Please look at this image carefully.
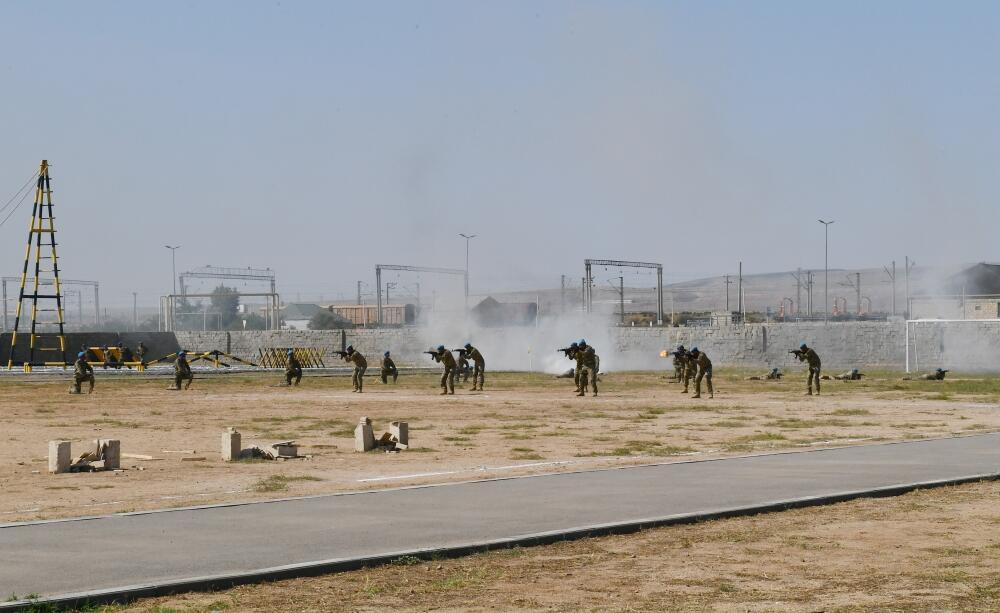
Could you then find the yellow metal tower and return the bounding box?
[6,160,67,371]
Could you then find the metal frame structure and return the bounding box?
[160,292,280,331]
[584,259,663,325]
[168,266,280,331]
[2,277,98,331]
[179,265,276,296]
[6,161,68,369]
[375,264,467,325]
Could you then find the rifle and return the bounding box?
[453,348,469,356]
[557,347,577,358]
[333,350,349,359]
[789,349,805,359]
[424,350,441,362]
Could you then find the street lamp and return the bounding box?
[164,245,181,331]
[817,220,834,322]
[164,245,181,295]
[459,233,477,309]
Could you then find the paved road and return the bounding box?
[3,434,999,603]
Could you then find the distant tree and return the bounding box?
[308,309,350,330]
[210,286,240,327]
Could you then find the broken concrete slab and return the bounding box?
[96,439,121,470]
[48,441,71,474]
[390,421,409,446]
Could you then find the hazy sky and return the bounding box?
[1,1,998,310]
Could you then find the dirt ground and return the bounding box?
[3,369,1000,523]
[69,479,998,612]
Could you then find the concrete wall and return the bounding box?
[175,320,1000,372]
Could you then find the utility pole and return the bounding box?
[618,276,624,324]
[884,261,896,316]
[357,281,362,305]
[818,220,835,322]
[737,262,743,322]
[385,282,396,305]
[855,272,861,315]
[724,275,734,312]
[581,277,586,311]
[164,245,180,332]
[132,292,137,331]
[905,256,915,318]
[459,233,477,310]
[795,267,802,316]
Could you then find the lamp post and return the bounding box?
[818,220,834,322]
[164,245,181,331]
[459,233,476,309]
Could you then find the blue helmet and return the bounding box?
[800,343,808,351]
[690,347,699,353]
[677,345,685,351]
[464,342,472,350]
[346,345,354,353]
[437,345,445,352]
[384,351,390,357]
[178,350,187,357]
[570,341,578,348]
[287,349,294,356]
[77,351,86,359]
[579,338,587,346]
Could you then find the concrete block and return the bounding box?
[355,417,375,452]
[96,439,121,470]
[390,421,409,446]
[270,442,299,458]
[48,440,71,474]
[222,427,241,462]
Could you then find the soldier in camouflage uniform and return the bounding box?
[433,345,457,395]
[833,369,864,381]
[576,339,598,397]
[457,350,471,383]
[689,347,713,399]
[135,341,148,365]
[463,342,486,391]
[682,349,699,393]
[285,349,302,386]
[343,345,367,393]
[671,345,686,383]
[380,351,398,384]
[70,351,95,394]
[795,343,822,395]
[171,350,193,390]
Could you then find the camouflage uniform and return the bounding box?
[682,353,698,393]
[672,354,684,382]
[119,344,135,369]
[135,342,147,364]
[577,344,598,396]
[834,369,863,381]
[437,348,457,394]
[344,350,368,392]
[380,355,398,384]
[285,353,303,386]
[466,345,486,391]
[457,353,471,383]
[798,347,822,395]
[173,354,193,390]
[72,357,95,394]
[691,351,713,399]
[919,369,947,381]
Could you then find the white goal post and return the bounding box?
[905,318,1000,373]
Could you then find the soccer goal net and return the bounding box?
[905,318,1000,373]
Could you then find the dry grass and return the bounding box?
[2,369,1000,523]
[98,480,1000,612]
